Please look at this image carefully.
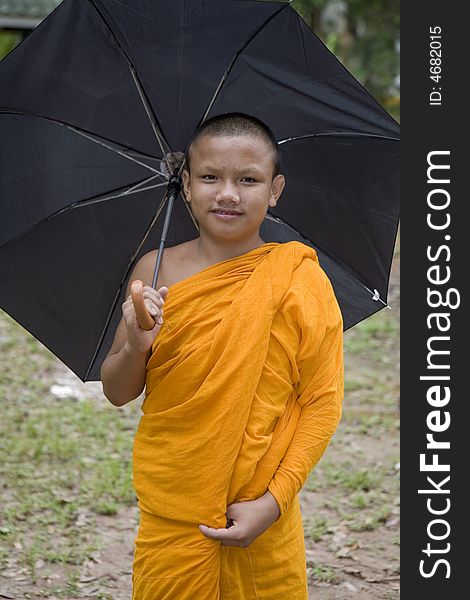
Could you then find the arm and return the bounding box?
[100,251,166,407]
[100,335,150,407]
[267,269,344,517]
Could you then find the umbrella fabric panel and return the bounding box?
[92,0,288,152]
[0,114,159,248]
[275,135,399,299]
[0,187,165,381]
[87,195,200,381]
[209,5,399,141]
[259,219,386,330]
[0,0,161,156]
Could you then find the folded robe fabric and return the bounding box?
[132,240,344,598]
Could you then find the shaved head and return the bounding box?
[185,113,280,178]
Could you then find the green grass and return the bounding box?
[307,461,385,493]
[0,311,139,580]
[344,376,367,392]
[344,312,399,355]
[340,412,399,436]
[303,515,330,542]
[309,565,337,583]
[348,506,392,532]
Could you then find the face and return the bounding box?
[182,134,285,242]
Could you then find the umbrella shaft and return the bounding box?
[152,172,181,289]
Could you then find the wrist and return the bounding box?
[123,340,149,360]
[261,490,281,521]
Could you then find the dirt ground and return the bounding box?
[0,255,399,599]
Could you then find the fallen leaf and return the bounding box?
[343,567,364,579]
[385,517,400,528]
[79,576,99,584]
[366,575,400,583]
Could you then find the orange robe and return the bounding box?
[131,241,344,599]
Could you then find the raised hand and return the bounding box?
[122,281,169,354]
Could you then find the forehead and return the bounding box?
[189,134,274,170]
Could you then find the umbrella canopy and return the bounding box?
[0,0,399,381]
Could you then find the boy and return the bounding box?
[101,113,343,599]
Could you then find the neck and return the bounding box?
[196,233,266,265]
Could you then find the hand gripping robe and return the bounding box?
[131,241,344,599]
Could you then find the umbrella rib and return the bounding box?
[278,132,400,144]
[84,191,170,380]
[265,211,393,306]
[123,175,165,195]
[0,109,166,177]
[73,180,168,210]
[0,177,165,252]
[129,67,172,170]
[64,124,167,178]
[196,1,291,128]
[87,0,172,171]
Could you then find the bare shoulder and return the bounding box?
[130,239,199,290]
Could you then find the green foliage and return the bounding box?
[292,0,400,103]
[0,31,21,59]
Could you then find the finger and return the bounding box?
[142,285,166,300]
[144,301,164,325]
[144,299,158,314]
[198,524,241,544]
[144,298,163,320]
[158,286,169,301]
[143,289,165,307]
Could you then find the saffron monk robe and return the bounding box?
[100,113,344,600]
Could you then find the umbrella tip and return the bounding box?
[367,287,391,309]
[369,288,392,310]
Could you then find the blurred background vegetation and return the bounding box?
[0,0,399,118]
[294,0,400,112]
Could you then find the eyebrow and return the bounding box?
[195,164,265,174]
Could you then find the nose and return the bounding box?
[216,180,240,204]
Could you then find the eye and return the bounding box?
[202,174,217,180]
[241,177,256,183]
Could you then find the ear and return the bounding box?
[182,169,191,201]
[269,174,285,208]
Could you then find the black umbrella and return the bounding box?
[0,0,399,381]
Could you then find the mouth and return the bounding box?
[210,209,243,220]
[210,209,242,215]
